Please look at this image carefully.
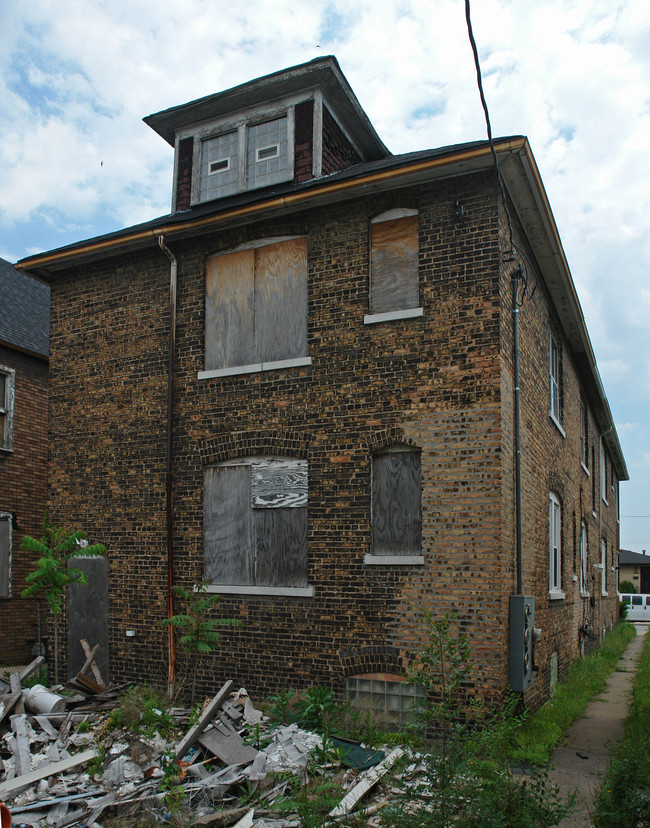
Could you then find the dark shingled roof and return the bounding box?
[0,258,50,357]
[619,549,650,565]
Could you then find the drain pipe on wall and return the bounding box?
[513,269,523,595]
[158,235,177,696]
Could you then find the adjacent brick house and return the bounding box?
[0,258,49,664]
[17,57,626,710]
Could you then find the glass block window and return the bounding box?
[346,674,425,727]
[200,131,239,201]
[247,117,289,189]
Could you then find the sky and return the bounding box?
[1,0,649,552]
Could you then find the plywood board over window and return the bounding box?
[372,447,421,556]
[0,513,11,598]
[370,210,419,315]
[205,237,308,373]
[204,457,308,590]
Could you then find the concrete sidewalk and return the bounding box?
[547,623,647,827]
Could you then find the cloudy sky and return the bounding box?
[1,0,649,552]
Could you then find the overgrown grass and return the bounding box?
[515,622,636,766]
[591,628,650,827]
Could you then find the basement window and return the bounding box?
[347,674,425,727]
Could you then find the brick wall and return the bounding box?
[47,167,620,708]
[321,106,362,175]
[0,345,48,664]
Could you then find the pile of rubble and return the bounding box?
[0,655,411,827]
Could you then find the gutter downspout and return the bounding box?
[513,270,523,595]
[158,235,177,696]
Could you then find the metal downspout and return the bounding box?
[158,235,177,695]
[513,270,523,595]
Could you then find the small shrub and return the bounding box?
[619,580,636,594]
[293,685,337,731]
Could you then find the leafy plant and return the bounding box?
[162,582,241,703]
[160,750,185,814]
[267,687,297,724]
[619,580,636,594]
[294,685,337,731]
[118,685,176,737]
[21,513,106,683]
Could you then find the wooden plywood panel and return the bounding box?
[0,517,9,597]
[205,249,255,370]
[372,451,421,555]
[370,216,419,314]
[250,458,307,508]
[254,507,308,587]
[204,466,253,585]
[255,238,307,363]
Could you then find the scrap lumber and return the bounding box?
[9,714,32,776]
[9,673,25,714]
[0,693,21,726]
[328,747,404,817]
[79,639,106,690]
[18,656,45,682]
[0,748,98,798]
[173,680,233,762]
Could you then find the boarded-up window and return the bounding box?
[205,238,308,372]
[204,457,308,587]
[0,514,11,598]
[370,210,419,315]
[0,367,15,452]
[372,447,421,556]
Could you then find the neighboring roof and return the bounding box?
[14,134,628,480]
[144,55,390,161]
[619,549,650,565]
[0,258,50,358]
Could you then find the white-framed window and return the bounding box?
[198,114,292,203]
[549,334,562,430]
[0,512,11,598]
[549,492,563,597]
[601,539,607,596]
[203,456,312,596]
[0,366,16,453]
[600,442,608,505]
[580,399,589,471]
[364,209,422,325]
[367,446,422,565]
[579,521,588,596]
[201,236,309,379]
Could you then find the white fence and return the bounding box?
[619,593,650,622]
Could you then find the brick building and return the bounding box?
[17,57,626,710]
[0,258,49,664]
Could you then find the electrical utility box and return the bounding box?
[509,595,536,692]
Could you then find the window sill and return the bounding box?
[364,307,423,325]
[364,554,425,566]
[549,413,566,438]
[198,356,312,380]
[580,462,590,476]
[549,590,565,601]
[203,583,314,597]
[580,590,590,599]
[0,447,14,455]
[601,591,609,598]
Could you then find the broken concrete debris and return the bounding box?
[1,660,409,826]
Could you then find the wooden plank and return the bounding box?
[372,450,421,555]
[370,215,419,314]
[10,672,25,714]
[173,681,233,762]
[79,640,106,688]
[18,656,45,682]
[0,748,99,798]
[250,458,307,508]
[255,237,307,363]
[0,693,21,726]
[9,714,31,776]
[198,725,258,766]
[0,518,10,596]
[204,466,252,585]
[328,747,403,817]
[205,249,255,371]
[254,507,307,588]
